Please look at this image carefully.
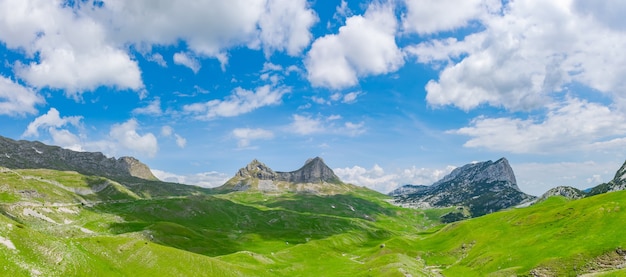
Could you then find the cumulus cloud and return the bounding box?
[108,119,158,157]
[289,114,325,135]
[0,0,318,97]
[23,108,83,138]
[173,52,201,73]
[183,85,289,120]
[161,125,186,149]
[451,98,626,153]
[402,0,501,34]
[232,128,274,148]
[0,75,44,117]
[174,134,187,148]
[288,114,365,136]
[259,0,318,56]
[334,164,455,193]
[151,169,230,188]
[88,0,316,58]
[514,160,619,196]
[306,2,404,89]
[132,98,163,116]
[146,53,167,67]
[408,0,626,111]
[0,0,143,96]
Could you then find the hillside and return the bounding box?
[2,163,626,276]
[391,158,535,216]
[0,166,451,276]
[0,135,157,181]
[216,157,354,194]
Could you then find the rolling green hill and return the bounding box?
[1,166,626,276]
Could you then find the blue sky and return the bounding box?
[1,0,626,195]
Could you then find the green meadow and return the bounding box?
[1,167,625,276]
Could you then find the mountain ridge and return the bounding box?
[390,158,535,216]
[216,157,350,194]
[0,135,157,181]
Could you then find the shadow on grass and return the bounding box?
[88,195,373,256]
[264,194,395,220]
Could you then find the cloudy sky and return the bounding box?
[1,0,625,195]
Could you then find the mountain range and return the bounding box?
[2,135,626,276]
[0,136,156,181]
[389,158,535,216]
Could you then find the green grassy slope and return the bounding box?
[3,166,626,276]
[410,191,626,276]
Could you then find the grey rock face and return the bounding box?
[234,157,340,184]
[588,160,626,195]
[538,186,585,201]
[388,184,429,196]
[0,135,157,180]
[276,157,340,184]
[392,158,535,217]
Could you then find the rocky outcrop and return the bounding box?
[217,157,347,194]
[388,184,428,196]
[0,135,157,180]
[276,157,341,184]
[537,186,585,202]
[588,160,626,196]
[391,158,535,217]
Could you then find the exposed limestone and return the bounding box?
[390,158,535,217]
[217,157,348,194]
[0,135,157,181]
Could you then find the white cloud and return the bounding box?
[401,0,501,34]
[342,91,361,104]
[173,52,201,73]
[289,114,325,135]
[151,169,230,188]
[133,98,162,116]
[451,98,626,153]
[232,128,274,148]
[0,75,44,116]
[259,0,318,56]
[514,160,619,196]
[108,119,158,157]
[175,134,187,148]
[161,126,174,137]
[146,53,167,67]
[306,2,404,89]
[0,0,143,96]
[408,0,626,111]
[344,121,366,136]
[160,125,186,149]
[87,0,316,59]
[335,164,455,193]
[48,128,83,152]
[184,85,289,120]
[23,108,82,138]
[288,114,365,137]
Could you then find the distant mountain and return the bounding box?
[0,135,157,181]
[388,184,429,196]
[216,157,352,194]
[537,186,585,202]
[588,160,626,196]
[391,158,535,216]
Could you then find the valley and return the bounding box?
[1,137,626,276]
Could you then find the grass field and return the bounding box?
[1,167,626,276]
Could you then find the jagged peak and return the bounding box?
[236,159,276,179]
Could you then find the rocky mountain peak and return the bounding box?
[277,156,340,184]
[537,186,585,202]
[0,135,157,181]
[432,157,519,191]
[236,159,277,180]
[391,157,534,217]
